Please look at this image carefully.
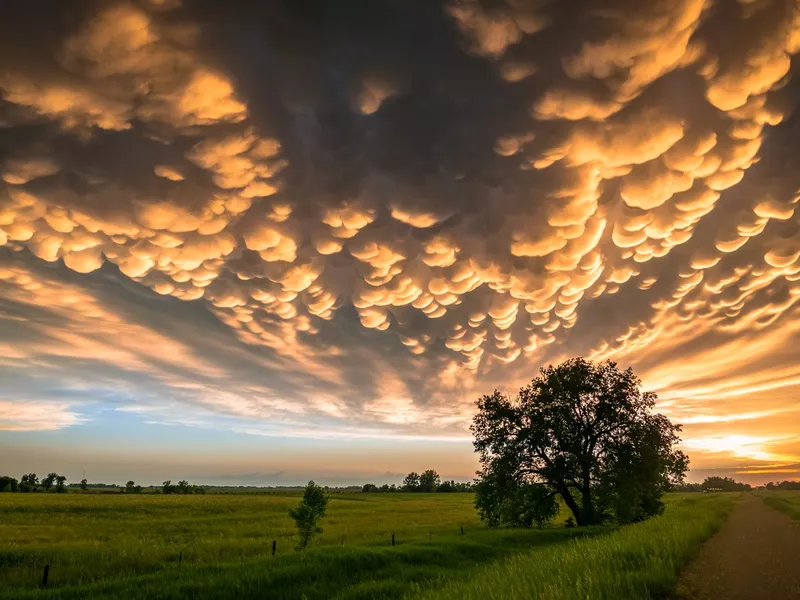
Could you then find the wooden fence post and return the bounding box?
[391,533,395,546]
[272,540,276,556]
[41,565,50,588]
[179,551,182,568]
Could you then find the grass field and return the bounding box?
[759,491,800,520]
[412,493,737,600]
[0,492,734,599]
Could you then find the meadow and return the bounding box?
[0,492,735,599]
[759,490,800,521]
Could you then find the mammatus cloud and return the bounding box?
[2,0,800,478]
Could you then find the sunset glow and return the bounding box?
[2,0,800,485]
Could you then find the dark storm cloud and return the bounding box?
[2,0,800,469]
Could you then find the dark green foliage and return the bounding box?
[701,476,751,492]
[42,473,58,491]
[289,481,330,550]
[472,358,688,526]
[437,480,472,493]
[162,479,203,494]
[475,472,558,529]
[20,473,39,492]
[402,472,421,491]
[56,475,67,493]
[764,480,800,490]
[672,482,703,492]
[80,479,88,491]
[0,475,19,492]
[419,470,441,493]
[362,483,379,493]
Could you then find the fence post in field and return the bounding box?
[429,529,432,540]
[41,565,50,588]
[179,551,182,568]
[461,525,464,535]
[392,533,395,546]
[272,540,276,556]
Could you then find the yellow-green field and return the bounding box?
[0,492,735,599]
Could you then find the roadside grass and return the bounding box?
[407,493,736,600]
[759,491,800,520]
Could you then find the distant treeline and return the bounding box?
[1,473,69,493]
[8,472,797,495]
[0,474,207,494]
[362,470,473,493]
[763,480,800,490]
[1,471,473,495]
[672,476,754,492]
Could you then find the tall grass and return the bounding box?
[0,493,484,590]
[760,491,800,520]
[408,494,735,600]
[0,492,579,598]
[2,526,603,600]
[0,493,734,600]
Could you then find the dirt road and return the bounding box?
[674,494,800,599]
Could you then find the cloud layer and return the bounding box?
[2,0,800,477]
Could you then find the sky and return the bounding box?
[2,0,800,487]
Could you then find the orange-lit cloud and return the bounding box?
[2,0,800,481]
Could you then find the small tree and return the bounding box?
[402,472,421,491]
[289,481,329,550]
[42,473,58,492]
[177,480,191,494]
[80,478,88,491]
[419,470,441,492]
[362,483,379,493]
[55,475,67,493]
[126,480,137,493]
[20,473,39,492]
[162,480,174,495]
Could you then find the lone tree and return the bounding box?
[473,358,688,526]
[289,481,330,550]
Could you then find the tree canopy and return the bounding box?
[472,358,688,526]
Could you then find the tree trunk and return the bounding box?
[558,485,584,526]
[581,469,594,525]
[581,487,594,525]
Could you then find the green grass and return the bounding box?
[0,492,733,600]
[0,492,578,598]
[759,491,800,520]
[407,493,736,600]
